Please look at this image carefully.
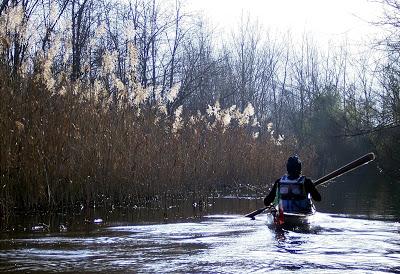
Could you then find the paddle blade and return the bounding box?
[245,207,268,219]
[274,206,285,225]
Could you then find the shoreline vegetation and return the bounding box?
[1,1,399,227]
[0,59,315,219]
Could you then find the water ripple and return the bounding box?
[0,213,399,273]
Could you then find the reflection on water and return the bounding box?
[317,170,400,219]
[1,173,400,273]
[0,211,399,273]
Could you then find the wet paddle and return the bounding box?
[245,152,375,219]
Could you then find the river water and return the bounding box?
[1,174,400,273]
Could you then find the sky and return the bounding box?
[187,0,385,48]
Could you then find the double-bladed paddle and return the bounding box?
[245,152,376,219]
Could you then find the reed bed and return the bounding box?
[0,62,315,217]
[0,3,315,218]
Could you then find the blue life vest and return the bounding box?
[277,175,313,213]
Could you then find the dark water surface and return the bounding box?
[0,210,399,273]
[1,175,400,273]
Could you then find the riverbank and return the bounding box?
[2,174,399,235]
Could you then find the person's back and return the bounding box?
[264,156,321,214]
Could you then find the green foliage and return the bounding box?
[369,64,400,176]
[307,93,344,173]
[371,127,400,177]
[291,91,376,176]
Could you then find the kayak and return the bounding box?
[268,205,316,229]
[244,153,376,222]
[279,211,314,226]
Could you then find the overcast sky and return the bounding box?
[187,0,384,48]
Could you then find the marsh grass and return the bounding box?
[0,3,316,221]
[0,64,315,218]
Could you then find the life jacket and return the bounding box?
[276,175,313,213]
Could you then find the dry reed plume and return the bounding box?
[0,63,315,216]
[0,3,316,219]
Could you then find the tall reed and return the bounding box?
[0,63,315,216]
[0,3,316,218]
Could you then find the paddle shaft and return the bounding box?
[312,152,375,187]
[245,152,375,219]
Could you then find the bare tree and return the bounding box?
[70,0,93,80]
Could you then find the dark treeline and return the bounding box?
[0,0,399,217]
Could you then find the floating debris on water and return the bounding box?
[31,223,49,232]
[58,224,68,232]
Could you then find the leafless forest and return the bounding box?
[0,0,399,216]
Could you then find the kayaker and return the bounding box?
[264,155,321,214]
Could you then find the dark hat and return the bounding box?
[287,155,301,177]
